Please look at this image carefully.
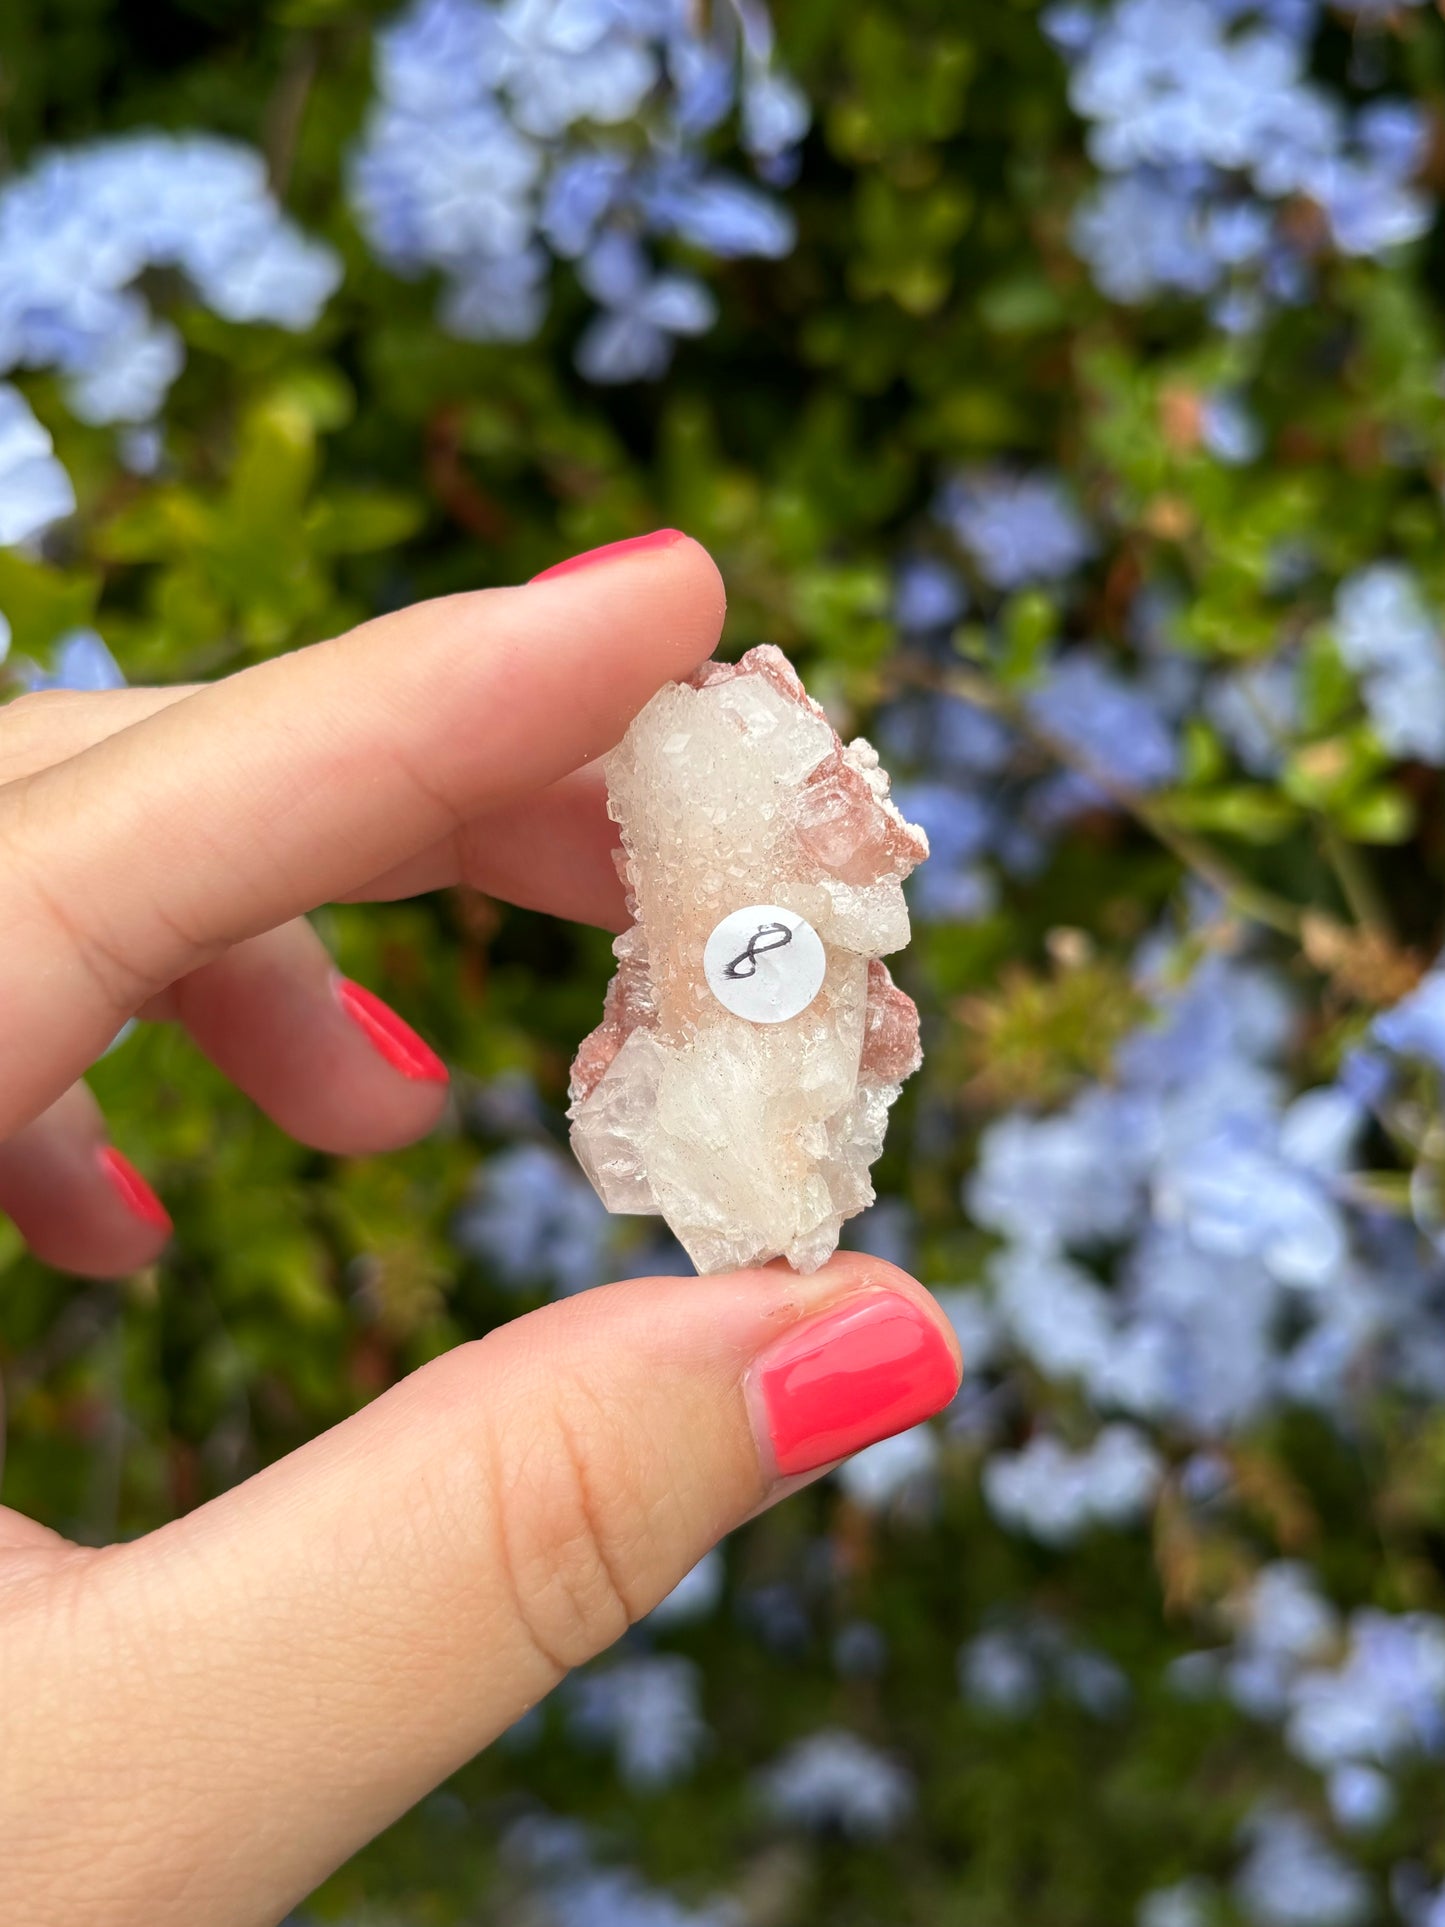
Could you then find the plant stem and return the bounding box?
[1318,816,1395,940]
[265,32,319,200]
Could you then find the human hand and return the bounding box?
[0,534,961,1925]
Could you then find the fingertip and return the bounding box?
[333,977,449,1086]
[529,528,691,583]
[780,1251,965,1383]
[96,1147,173,1236]
[522,528,727,680]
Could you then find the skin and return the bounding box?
[0,539,959,1927]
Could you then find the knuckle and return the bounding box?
[0,769,214,1015]
[479,1356,651,1676]
[0,803,152,1011]
[2,688,75,728]
[0,690,106,787]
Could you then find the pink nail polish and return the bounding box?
[97,1148,172,1234]
[530,528,688,583]
[334,978,448,1084]
[752,1291,961,1478]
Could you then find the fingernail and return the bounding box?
[97,1148,172,1234]
[333,978,448,1084]
[750,1290,960,1479]
[530,528,687,583]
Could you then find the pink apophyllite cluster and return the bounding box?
[568,646,929,1274]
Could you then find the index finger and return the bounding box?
[0,534,724,1136]
[1,692,627,928]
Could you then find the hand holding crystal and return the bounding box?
[0,535,959,1925]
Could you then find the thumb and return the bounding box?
[2,1256,960,1927]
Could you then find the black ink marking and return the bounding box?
[723,922,794,981]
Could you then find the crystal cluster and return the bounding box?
[569,646,928,1275]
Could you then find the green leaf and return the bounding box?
[997,590,1059,688]
[1336,784,1416,844]
[790,565,892,665]
[978,275,1067,337]
[1162,786,1302,843]
[1299,628,1357,733]
[0,551,99,656]
[1181,718,1226,787]
[306,489,426,554]
[1281,728,1388,810]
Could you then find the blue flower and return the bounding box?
[877,692,1013,778]
[567,1655,708,1790]
[374,0,511,115]
[892,556,968,635]
[350,0,805,377]
[891,780,997,922]
[1200,389,1263,464]
[741,67,810,160]
[63,316,182,426]
[1328,1763,1395,1833]
[1139,1879,1215,1927]
[1042,2,1100,55]
[0,384,75,547]
[500,0,660,140]
[636,159,796,258]
[1287,1610,1445,1770]
[1153,1119,1350,1289]
[1374,970,1445,1073]
[1234,1808,1370,1927]
[969,1090,1148,1250]
[574,231,716,382]
[540,150,632,257]
[453,1140,612,1293]
[1310,155,1431,260]
[835,1424,939,1511]
[440,246,551,342]
[758,1730,915,1838]
[959,1629,1043,1716]
[1334,565,1445,766]
[983,1425,1162,1544]
[1206,656,1298,774]
[646,1550,724,1630]
[0,136,339,424]
[1055,0,1431,319]
[1357,99,1432,181]
[1072,173,1226,303]
[349,102,542,273]
[21,628,126,693]
[1026,651,1180,792]
[938,469,1094,589]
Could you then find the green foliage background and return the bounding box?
[6,2,1445,1921]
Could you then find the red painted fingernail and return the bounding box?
[530,528,687,583]
[752,1290,961,1478]
[334,978,448,1084]
[97,1148,172,1234]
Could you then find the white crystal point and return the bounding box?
[568,645,928,1275]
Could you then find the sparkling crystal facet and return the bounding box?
[568,646,928,1274]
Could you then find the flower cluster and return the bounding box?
[0,134,338,429]
[452,1137,614,1293]
[756,1729,915,1839]
[0,385,75,556]
[982,1424,1163,1545]
[1051,0,1431,327]
[1333,565,1445,767]
[965,935,1445,1443]
[349,0,807,379]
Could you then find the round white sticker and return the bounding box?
[703,904,827,1025]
